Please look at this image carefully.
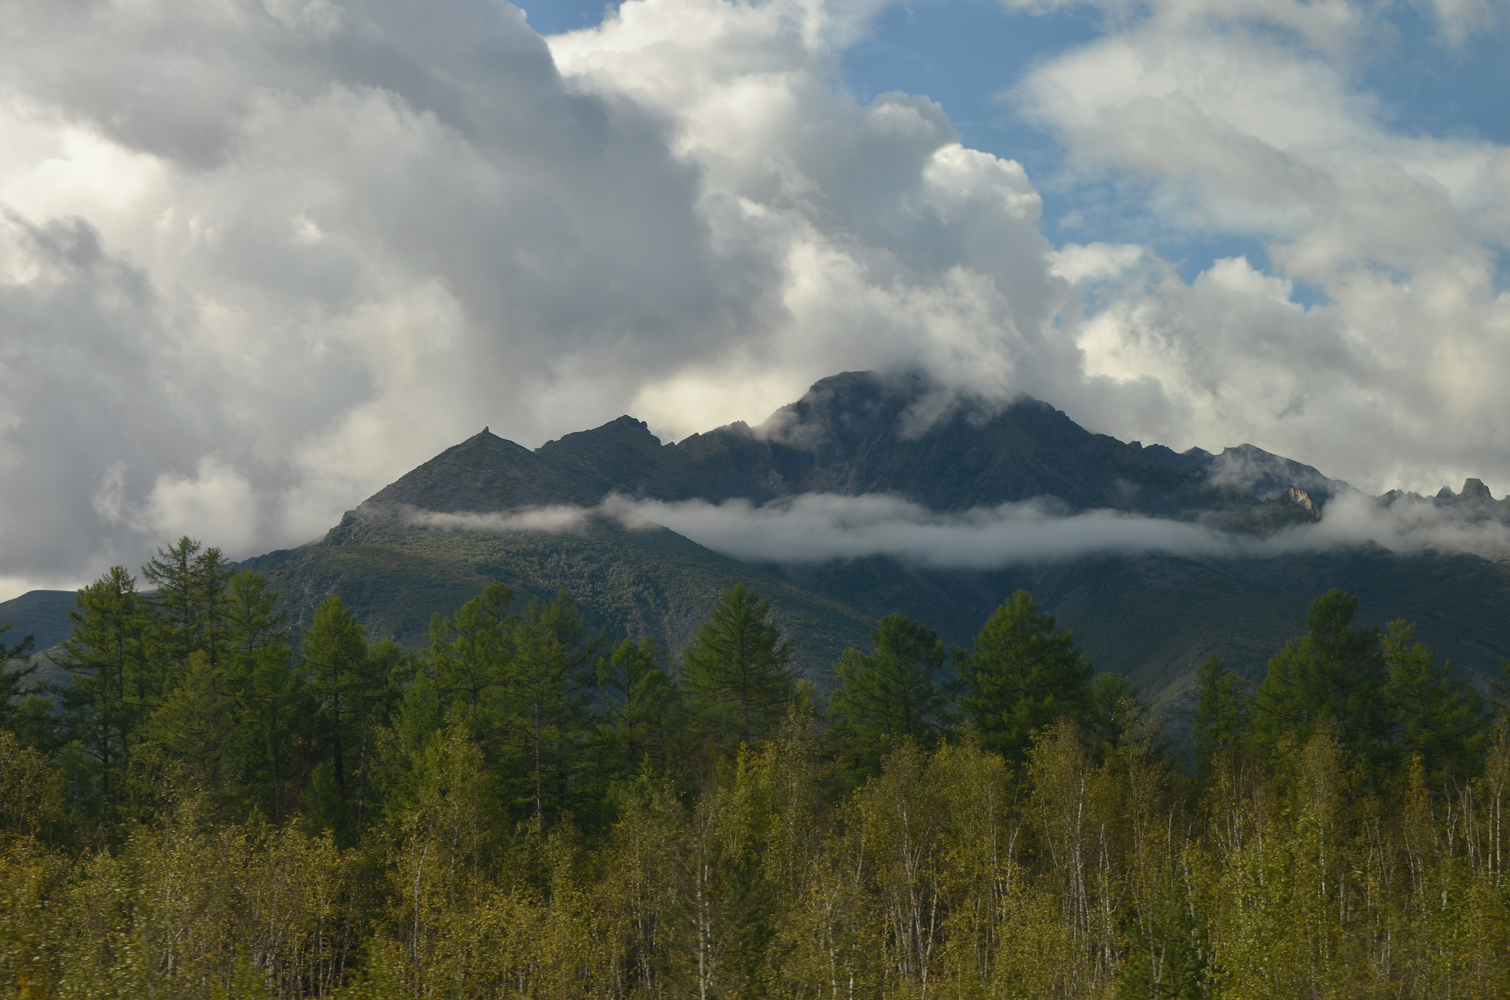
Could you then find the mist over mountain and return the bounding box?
[360,370,1351,524]
[10,370,1509,737]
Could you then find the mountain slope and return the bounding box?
[18,370,1510,732]
[248,516,875,681]
[0,590,76,651]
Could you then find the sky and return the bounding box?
[2,0,1510,599]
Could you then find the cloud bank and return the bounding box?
[403,492,1510,570]
[1,0,1509,598]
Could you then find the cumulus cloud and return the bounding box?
[0,0,1089,599]
[1010,5,1510,495]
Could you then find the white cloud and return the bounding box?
[1008,2,1510,495]
[396,490,1510,568]
[137,457,261,552]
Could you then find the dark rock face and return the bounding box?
[1461,478,1495,502]
[364,370,1355,525]
[1386,478,1509,520]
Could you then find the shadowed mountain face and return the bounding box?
[0,590,77,652]
[17,371,1509,737]
[277,370,1508,708]
[366,370,1346,521]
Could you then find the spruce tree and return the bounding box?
[681,584,796,748]
[1383,620,1485,784]
[1253,590,1393,766]
[961,590,1092,760]
[830,613,956,768]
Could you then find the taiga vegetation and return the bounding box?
[3,535,1510,998]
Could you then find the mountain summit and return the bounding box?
[354,370,1346,527]
[63,368,1466,740]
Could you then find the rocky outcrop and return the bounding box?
[1284,485,1322,519]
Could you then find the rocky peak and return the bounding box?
[1461,478,1494,502]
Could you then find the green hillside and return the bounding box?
[244,515,875,683]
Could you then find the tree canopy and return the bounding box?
[5,549,1510,999]
[681,583,796,748]
[961,589,1094,759]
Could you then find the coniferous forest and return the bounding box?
[4,537,1510,999]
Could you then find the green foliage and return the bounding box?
[682,584,797,749]
[1119,876,1210,1000]
[962,589,1094,760]
[0,620,36,731]
[506,590,600,823]
[596,635,681,774]
[829,612,956,773]
[427,581,515,731]
[1254,590,1394,768]
[59,565,156,811]
[142,536,234,670]
[1384,619,1486,785]
[1191,656,1250,778]
[15,550,1510,999]
[303,595,371,806]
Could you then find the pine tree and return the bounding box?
[1383,620,1485,785]
[428,582,515,734]
[681,584,797,749]
[223,571,306,822]
[1253,590,1393,766]
[1118,875,1209,1000]
[192,545,233,669]
[961,590,1093,760]
[141,652,236,811]
[1085,671,1148,751]
[830,613,956,770]
[142,536,201,667]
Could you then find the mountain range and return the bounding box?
[7,370,1510,740]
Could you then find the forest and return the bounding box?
[2,536,1509,999]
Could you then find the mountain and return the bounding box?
[243,515,876,677]
[361,370,1348,520]
[15,371,1510,736]
[0,589,76,652]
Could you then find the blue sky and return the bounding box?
[526,0,1510,291]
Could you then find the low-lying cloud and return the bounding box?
[404,491,1510,569]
